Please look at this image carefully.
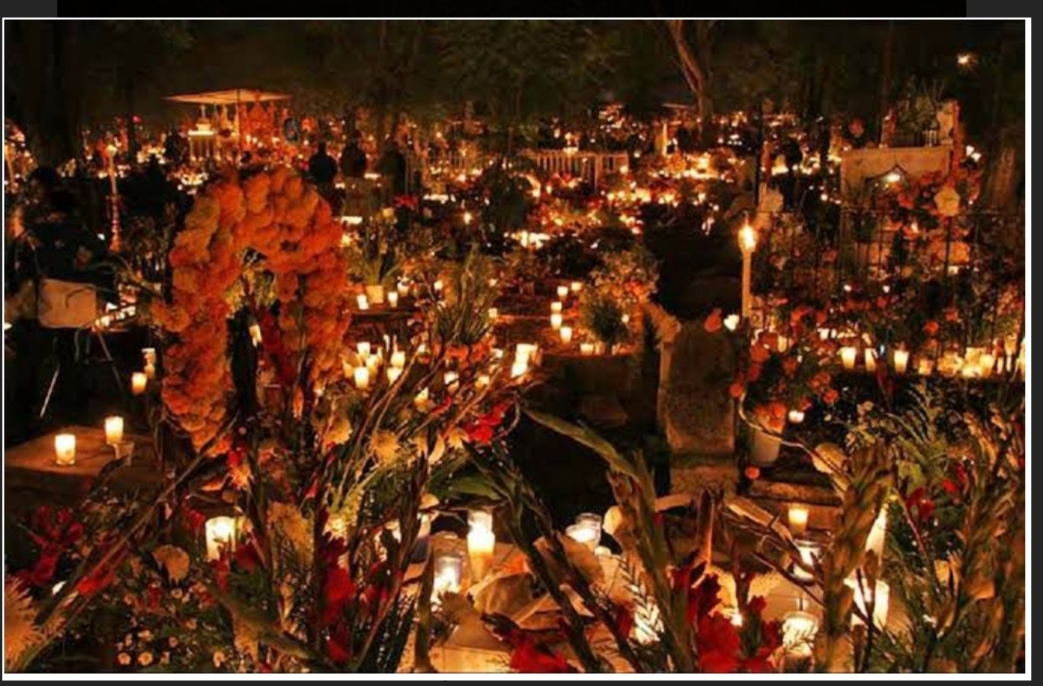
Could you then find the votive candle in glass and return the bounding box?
[104,416,124,446]
[444,371,460,392]
[550,301,563,314]
[488,307,499,321]
[570,281,583,294]
[893,349,910,374]
[571,513,602,550]
[792,539,819,582]
[131,372,148,395]
[788,505,810,535]
[550,313,563,330]
[476,373,491,389]
[918,358,935,376]
[433,552,464,599]
[557,285,569,299]
[386,367,403,384]
[560,326,574,344]
[142,347,157,366]
[354,366,370,390]
[205,516,237,562]
[357,294,370,311]
[54,433,76,466]
[566,524,599,550]
[782,611,819,658]
[580,342,595,356]
[387,290,399,308]
[840,346,857,370]
[864,349,877,373]
[357,341,372,358]
[144,363,157,380]
[788,409,805,424]
[397,281,409,297]
[467,510,495,582]
[979,353,996,379]
[433,279,444,294]
[390,350,406,369]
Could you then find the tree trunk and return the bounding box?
[667,20,715,147]
[878,21,896,144]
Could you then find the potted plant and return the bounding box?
[346,212,402,304]
[579,290,629,354]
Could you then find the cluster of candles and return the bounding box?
[351,341,409,390]
[836,341,1025,380]
[512,343,539,378]
[54,414,132,467]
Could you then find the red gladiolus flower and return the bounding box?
[508,633,574,673]
[697,614,741,673]
[687,574,722,626]
[326,621,353,663]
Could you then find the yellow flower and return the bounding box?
[369,430,401,466]
[4,579,41,671]
[152,545,191,583]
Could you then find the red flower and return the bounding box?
[466,422,495,445]
[704,308,723,333]
[326,621,353,663]
[393,195,419,212]
[905,487,936,525]
[686,573,722,626]
[76,554,123,598]
[697,614,741,673]
[234,538,263,572]
[508,633,574,673]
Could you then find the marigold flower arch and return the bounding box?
[152,167,351,454]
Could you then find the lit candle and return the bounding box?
[248,324,262,347]
[515,343,538,366]
[918,358,935,376]
[792,539,819,582]
[205,516,237,562]
[366,355,380,376]
[961,364,978,379]
[979,353,995,379]
[550,313,563,330]
[570,281,583,293]
[357,294,370,311]
[354,366,370,390]
[386,367,403,384]
[444,371,460,392]
[357,341,372,358]
[433,279,444,294]
[724,314,741,332]
[580,342,595,356]
[104,416,124,446]
[738,221,757,320]
[511,359,529,378]
[142,347,157,366]
[560,326,574,344]
[788,505,810,535]
[54,433,76,466]
[414,387,430,410]
[550,301,563,314]
[865,508,888,559]
[144,363,157,380]
[467,511,496,582]
[390,350,406,369]
[387,291,399,308]
[557,285,569,300]
[782,611,819,658]
[621,313,631,325]
[864,349,877,373]
[569,513,602,551]
[476,373,491,389]
[788,409,805,424]
[566,524,598,550]
[397,281,409,297]
[433,552,464,599]
[488,307,499,321]
[131,372,148,395]
[840,346,857,371]
[846,578,890,628]
[893,349,910,374]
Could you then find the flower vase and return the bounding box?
[365,284,386,305]
[749,425,783,467]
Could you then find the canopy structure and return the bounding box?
[165,89,291,105]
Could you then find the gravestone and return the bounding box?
[655,318,736,457]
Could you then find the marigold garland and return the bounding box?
[153,167,350,454]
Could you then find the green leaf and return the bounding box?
[525,409,639,479]
[446,474,505,502]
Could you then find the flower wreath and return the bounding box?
[152,167,351,454]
